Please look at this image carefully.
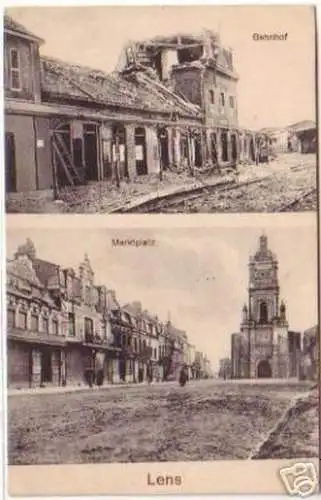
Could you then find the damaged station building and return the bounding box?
[4,15,258,196]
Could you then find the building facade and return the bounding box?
[218,358,232,379]
[4,16,259,199]
[7,239,211,389]
[301,325,318,380]
[121,32,258,169]
[231,234,298,379]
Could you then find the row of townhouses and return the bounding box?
[7,239,212,389]
[5,15,263,198]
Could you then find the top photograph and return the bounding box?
[4,5,317,214]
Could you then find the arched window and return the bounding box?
[209,89,215,104]
[259,301,268,324]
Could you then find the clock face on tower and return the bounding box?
[254,268,273,281]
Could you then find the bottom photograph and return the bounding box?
[6,220,318,468]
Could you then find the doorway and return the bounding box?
[135,127,147,175]
[250,137,256,161]
[40,349,52,384]
[210,133,218,164]
[119,358,126,381]
[5,132,17,192]
[83,124,99,181]
[51,122,73,187]
[231,134,238,161]
[138,366,144,383]
[158,128,169,170]
[257,360,272,378]
[194,136,202,167]
[112,125,128,179]
[221,131,229,162]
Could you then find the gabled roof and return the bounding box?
[32,258,60,287]
[121,302,141,317]
[167,322,186,340]
[106,289,120,311]
[40,55,201,118]
[4,14,44,44]
[7,257,43,288]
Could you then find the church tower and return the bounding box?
[240,234,290,379]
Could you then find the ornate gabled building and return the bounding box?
[231,234,297,379]
[7,238,211,389]
[7,239,120,388]
[7,240,64,388]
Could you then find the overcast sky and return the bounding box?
[7,219,318,371]
[6,5,316,129]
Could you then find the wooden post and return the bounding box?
[156,125,163,181]
[158,134,163,182]
[187,128,194,177]
[114,128,121,188]
[50,133,60,200]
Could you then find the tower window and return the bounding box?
[259,302,268,324]
[229,96,235,108]
[209,90,215,104]
[220,92,225,107]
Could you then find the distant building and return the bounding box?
[231,234,298,379]
[301,325,318,380]
[287,120,317,154]
[287,330,302,378]
[259,127,289,154]
[218,358,232,379]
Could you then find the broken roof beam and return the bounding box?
[142,41,204,50]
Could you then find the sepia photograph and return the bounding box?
[6,220,318,468]
[4,5,317,214]
[2,3,320,497]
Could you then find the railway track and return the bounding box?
[114,175,272,213]
[277,188,318,212]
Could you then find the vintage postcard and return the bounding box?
[3,5,317,214]
[5,214,319,495]
[2,3,320,499]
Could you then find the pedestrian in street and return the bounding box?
[179,364,188,387]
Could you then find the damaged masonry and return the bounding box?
[4,16,317,213]
[5,18,258,199]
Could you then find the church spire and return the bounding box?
[259,233,268,253]
[242,303,248,322]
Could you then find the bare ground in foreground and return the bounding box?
[8,380,316,465]
[253,386,318,459]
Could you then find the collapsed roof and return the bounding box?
[41,55,201,119]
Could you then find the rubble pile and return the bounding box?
[159,156,316,213]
